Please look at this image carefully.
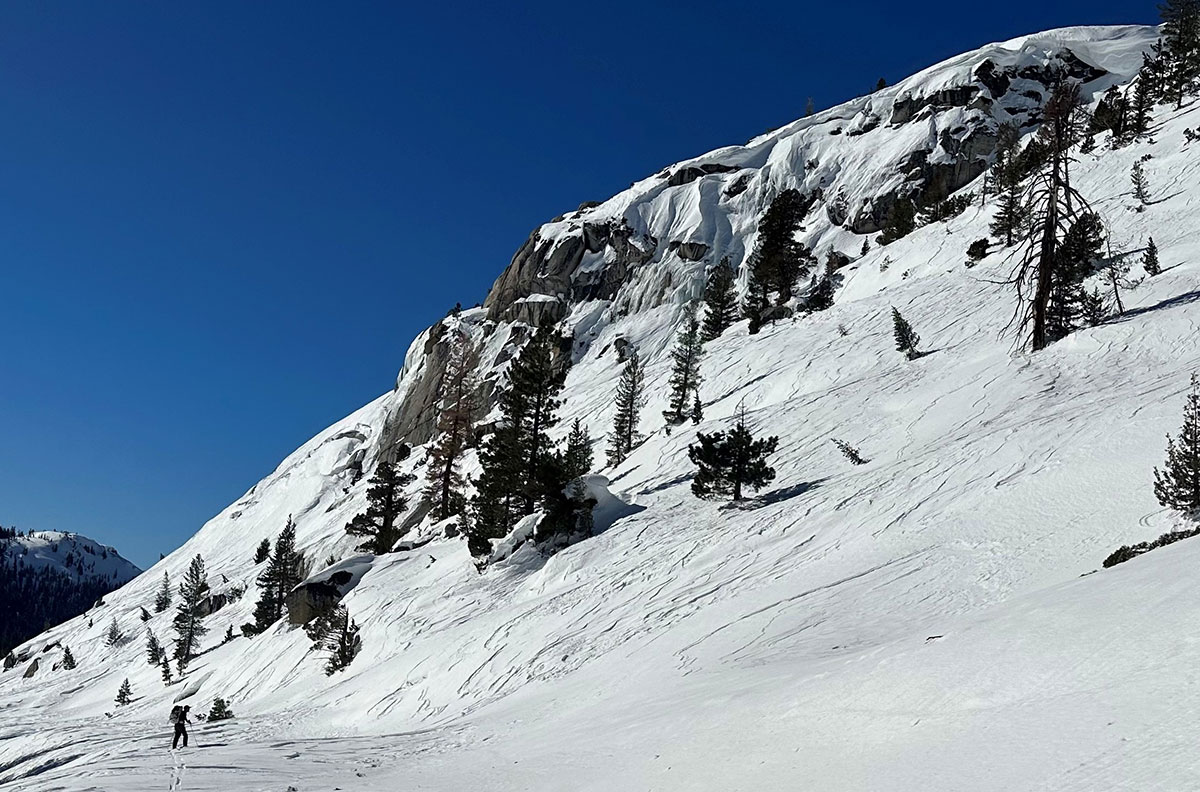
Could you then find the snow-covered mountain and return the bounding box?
[4,23,1200,791]
[0,530,140,656]
[1,530,140,584]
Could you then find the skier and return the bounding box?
[170,705,191,749]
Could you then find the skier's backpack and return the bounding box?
[169,705,183,724]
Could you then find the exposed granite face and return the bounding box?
[378,46,1114,453]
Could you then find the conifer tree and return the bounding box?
[61,646,76,670]
[1143,237,1161,276]
[154,570,172,613]
[1081,287,1107,326]
[892,307,922,359]
[700,257,738,342]
[423,331,480,522]
[563,419,593,480]
[665,309,704,426]
[806,266,835,312]
[105,618,123,648]
[468,330,568,556]
[747,189,811,305]
[1154,374,1200,514]
[691,392,704,425]
[878,198,916,245]
[345,461,415,555]
[608,352,646,466]
[115,678,132,706]
[988,123,1027,247]
[160,656,173,685]
[1161,0,1200,108]
[832,439,870,465]
[875,77,888,91]
[146,629,163,665]
[688,404,778,501]
[172,554,209,670]
[306,604,360,675]
[209,697,234,721]
[1132,160,1151,204]
[251,518,305,632]
[741,268,770,335]
[253,538,271,564]
[139,606,151,622]
[860,238,870,257]
[1131,74,1154,137]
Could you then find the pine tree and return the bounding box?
[747,189,812,305]
[160,656,173,685]
[608,352,646,466]
[832,439,869,465]
[860,238,870,257]
[989,123,1027,247]
[154,571,172,613]
[1154,374,1200,514]
[688,404,779,501]
[563,419,593,480]
[345,461,415,555]
[253,538,271,564]
[691,392,704,425]
[208,697,234,721]
[139,606,151,622]
[1143,237,1161,276]
[105,618,123,648]
[306,604,360,675]
[892,308,922,359]
[115,678,132,706]
[423,331,480,522]
[61,646,76,670]
[700,257,738,342]
[878,198,916,245]
[1007,81,1098,351]
[806,266,835,312]
[251,518,305,632]
[468,331,568,556]
[1132,160,1151,204]
[146,629,163,665]
[172,554,209,670]
[1081,287,1107,326]
[1161,0,1200,108]
[665,309,704,426]
[875,77,888,91]
[741,268,770,335]
[1131,74,1154,137]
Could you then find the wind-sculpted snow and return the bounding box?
[4,23,1200,792]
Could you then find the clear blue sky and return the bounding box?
[0,1,1155,567]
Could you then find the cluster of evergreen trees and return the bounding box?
[467,330,593,559]
[246,519,305,635]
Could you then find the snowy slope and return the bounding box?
[0,531,140,584]
[4,22,1200,792]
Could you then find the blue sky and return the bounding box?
[0,1,1155,568]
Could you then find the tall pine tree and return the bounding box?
[468,331,568,557]
[172,554,209,671]
[1154,374,1200,515]
[345,461,415,554]
[251,518,305,633]
[665,309,704,426]
[1143,237,1161,276]
[747,190,811,306]
[423,331,480,522]
[700,257,738,342]
[1161,0,1200,108]
[608,351,646,467]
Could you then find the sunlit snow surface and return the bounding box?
[4,24,1200,791]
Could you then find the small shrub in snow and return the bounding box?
[832,439,870,466]
[966,239,990,266]
[1104,525,1200,568]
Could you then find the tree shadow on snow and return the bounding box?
[722,479,826,511]
[1108,288,1200,324]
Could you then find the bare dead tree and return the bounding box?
[1003,79,1101,352]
